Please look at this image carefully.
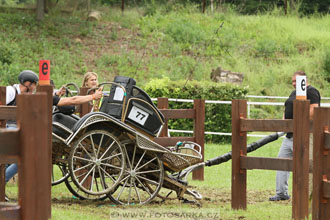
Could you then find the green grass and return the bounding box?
[191,137,288,191]
[0,4,329,100]
[6,138,296,220]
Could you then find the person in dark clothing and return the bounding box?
[5,70,39,194]
[4,71,102,201]
[269,71,320,201]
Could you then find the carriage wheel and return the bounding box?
[108,141,164,205]
[51,163,69,186]
[64,175,108,200]
[69,129,125,195]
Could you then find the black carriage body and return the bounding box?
[124,86,165,136]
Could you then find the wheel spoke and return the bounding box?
[79,165,96,186]
[96,134,104,157]
[124,146,132,170]
[136,169,161,175]
[73,155,93,163]
[90,167,96,191]
[99,166,116,183]
[79,143,94,160]
[128,178,133,205]
[72,162,93,172]
[100,152,122,162]
[90,134,98,157]
[97,166,106,190]
[135,157,157,172]
[135,176,152,196]
[131,144,137,169]
[74,170,89,179]
[99,141,115,160]
[100,162,122,170]
[116,176,130,200]
[133,181,142,204]
[134,150,146,171]
[136,175,159,186]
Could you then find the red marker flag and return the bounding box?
[39,60,50,85]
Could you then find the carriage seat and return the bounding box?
[52,112,112,140]
[52,113,79,139]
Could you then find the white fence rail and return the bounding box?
[152,95,330,137]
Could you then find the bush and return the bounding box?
[322,50,330,82]
[144,77,248,143]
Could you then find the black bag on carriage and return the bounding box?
[99,76,136,119]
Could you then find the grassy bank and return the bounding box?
[0,4,329,99]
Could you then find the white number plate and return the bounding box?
[128,106,149,126]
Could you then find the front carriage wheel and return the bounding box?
[69,130,125,196]
[108,140,164,205]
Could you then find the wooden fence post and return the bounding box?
[312,107,330,220]
[0,86,6,202]
[17,93,50,220]
[36,85,53,219]
[231,99,247,210]
[292,100,310,220]
[192,99,205,181]
[157,98,169,137]
[79,87,91,116]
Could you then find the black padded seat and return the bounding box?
[52,113,79,139]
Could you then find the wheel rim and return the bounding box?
[69,130,125,195]
[51,163,69,186]
[64,175,108,200]
[109,141,164,205]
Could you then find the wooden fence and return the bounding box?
[231,99,310,219]
[232,99,330,219]
[313,107,330,220]
[155,97,205,180]
[78,87,92,116]
[0,92,51,220]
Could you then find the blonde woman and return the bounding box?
[82,72,102,111]
[82,72,98,88]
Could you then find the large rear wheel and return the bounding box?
[69,129,125,196]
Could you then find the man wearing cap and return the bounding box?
[4,70,39,197]
[4,70,103,201]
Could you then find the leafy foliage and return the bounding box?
[144,77,248,143]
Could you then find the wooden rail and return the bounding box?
[0,92,51,220]
[155,97,205,181]
[312,107,330,220]
[78,87,92,116]
[0,87,7,202]
[232,99,310,220]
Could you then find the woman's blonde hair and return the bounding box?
[82,72,98,88]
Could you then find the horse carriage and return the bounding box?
[51,76,203,205]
